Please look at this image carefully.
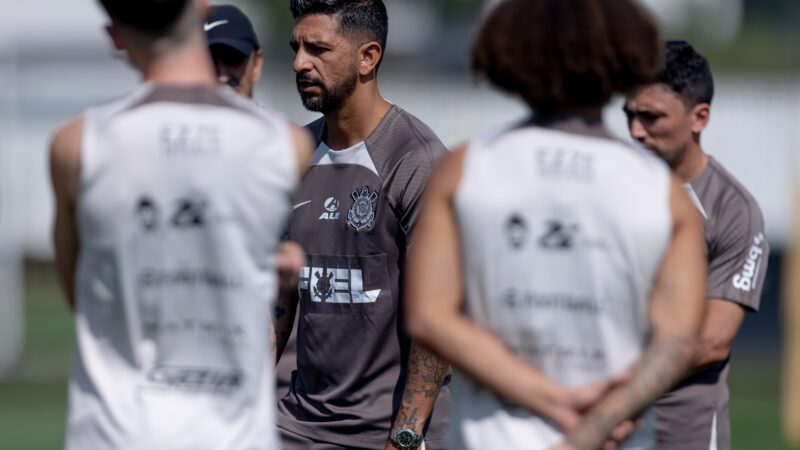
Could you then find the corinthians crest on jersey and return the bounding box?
[348,186,379,231]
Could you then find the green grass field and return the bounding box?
[0,263,796,450]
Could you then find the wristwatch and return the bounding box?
[390,428,423,449]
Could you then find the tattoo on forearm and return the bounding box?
[566,335,694,450]
[393,342,449,432]
[272,293,298,362]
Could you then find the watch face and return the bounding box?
[396,429,416,447]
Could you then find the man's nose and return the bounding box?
[292,50,312,74]
[629,118,648,142]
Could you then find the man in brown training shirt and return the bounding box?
[624,40,769,450]
[273,1,449,449]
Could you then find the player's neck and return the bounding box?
[323,86,392,150]
[676,144,709,183]
[142,41,217,88]
[540,105,603,122]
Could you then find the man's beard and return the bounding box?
[659,144,689,171]
[297,71,358,113]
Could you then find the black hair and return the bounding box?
[98,0,189,32]
[290,0,388,65]
[659,40,715,106]
[472,0,662,112]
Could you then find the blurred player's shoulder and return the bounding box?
[304,116,325,146]
[50,114,84,151]
[49,114,84,195]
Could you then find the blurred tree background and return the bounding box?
[679,0,800,70]
[246,0,800,72]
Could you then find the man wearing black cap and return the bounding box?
[204,4,264,97]
[204,4,304,403]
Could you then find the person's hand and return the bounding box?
[277,241,305,295]
[548,370,630,431]
[548,371,637,449]
[601,417,644,450]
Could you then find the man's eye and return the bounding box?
[306,44,327,54]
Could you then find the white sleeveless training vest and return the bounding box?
[64,84,297,450]
[449,125,672,450]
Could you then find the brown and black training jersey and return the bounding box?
[276,105,449,448]
[656,156,769,450]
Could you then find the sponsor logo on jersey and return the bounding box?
[147,366,242,393]
[299,266,381,303]
[502,289,608,313]
[506,214,528,249]
[319,197,341,220]
[293,200,312,210]
[347,186,378,231]
[142,319,245,341]
[733,232,765,292]
[138,268,242,290]
[137,197,160,231]
[505,216,585,251]
[538,220,580,250]
[135,195,210,231]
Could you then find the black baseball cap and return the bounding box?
[204,4,260,56]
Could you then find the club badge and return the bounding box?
[313,268,334,301]
[347,186,379,231]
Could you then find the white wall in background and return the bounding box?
[0,25,23,375]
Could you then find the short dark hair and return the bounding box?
[472,0,662,113]
[659,40,714,106]
[98,0,189,31]
[290,0,388,62]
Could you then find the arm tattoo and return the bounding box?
[392,341,449,433]
[272,290,298,364]
[565,335,694,450]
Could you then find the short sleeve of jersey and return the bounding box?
[390,147,443,244]
[706,197,769,311]
[373,110,447,249]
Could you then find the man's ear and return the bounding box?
[252,49,265,84]
[357,41,382,77]
[105,24,126,51]
[690,103,711,135]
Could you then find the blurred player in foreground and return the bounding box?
[624,40,769,450]
[274,1,450,449]
[404,0,707,449]
[50,0,312,448]
[202,2,303,398]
